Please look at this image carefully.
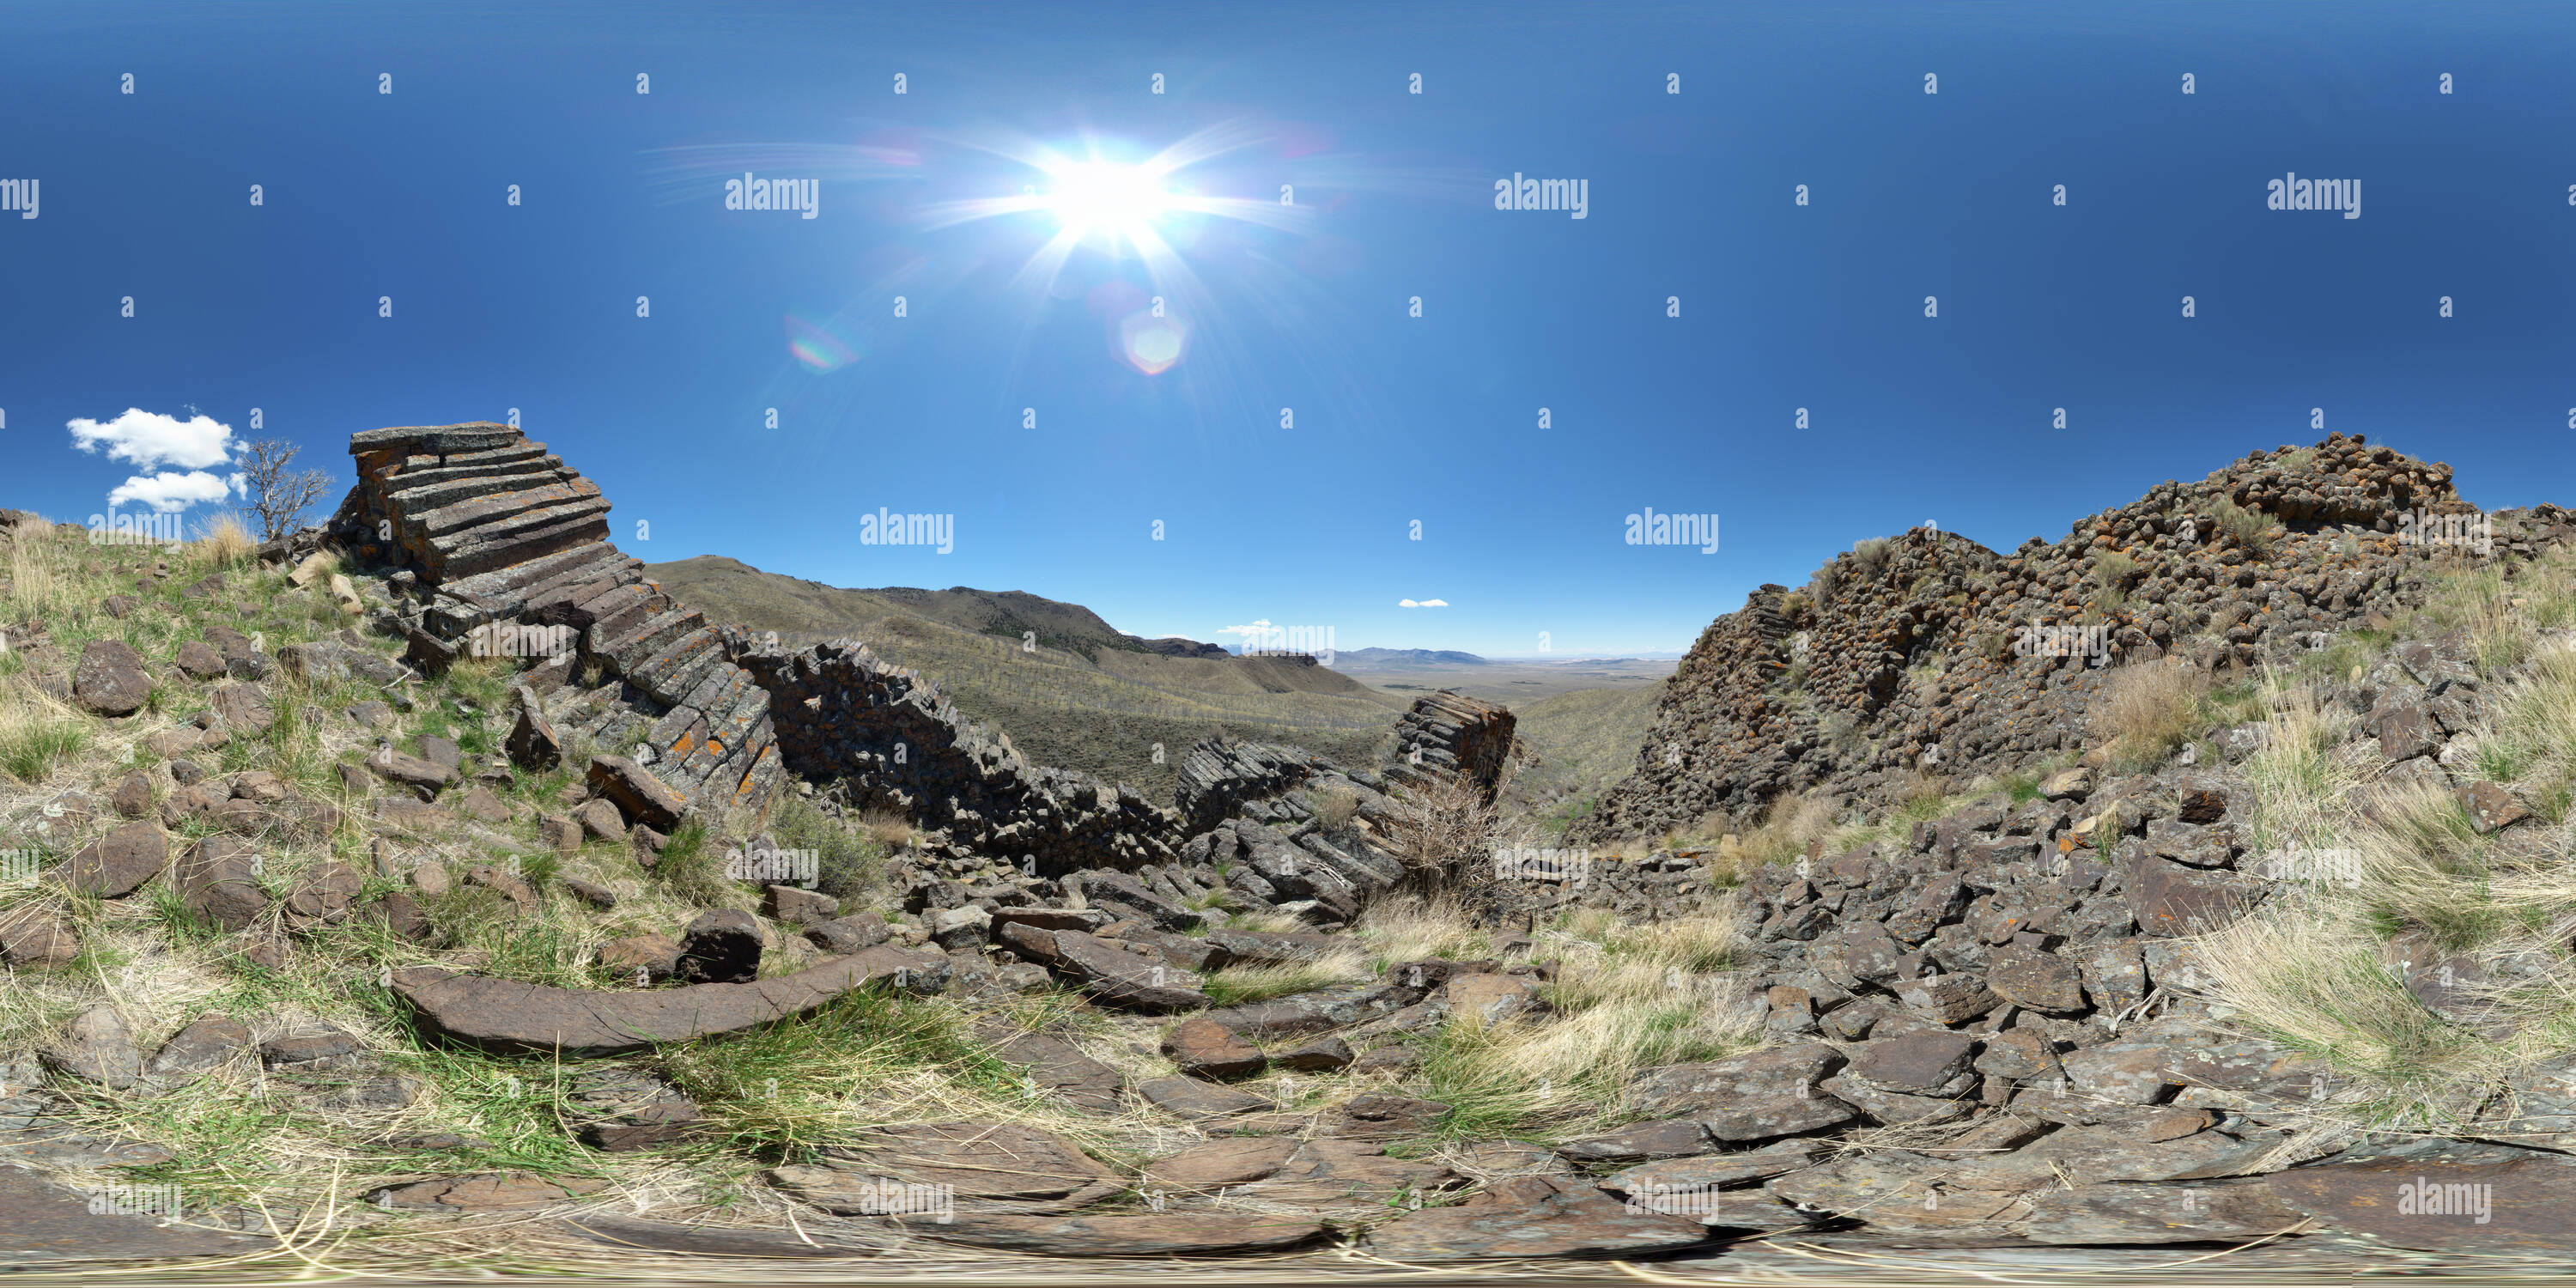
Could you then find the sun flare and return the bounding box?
[1042,160,1177,240]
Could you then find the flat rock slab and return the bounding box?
[2268,1143,2576,1251]
[1558,1118,1714,1165]
[374,1173,610,1212]
[560,1216,875,1257]
[392,944,948,1054]
[1162,1015,1265,1079]
[775,1121,1121,1216]
[1768,1152,2036,1238]
[210,682,276,735]
[1136,1076,1271,1121]
[975,1025,1123,1111]
[52,821,168,897]
[999,925,1210,1012]
[0,1112,177,1170]
[1942,1122,2285,1194]
[0,907,80,966]
[1198,983,1408,1040]
[2019,1177,2312,1244]
[904,1212,1332,1256]
[1631,1042,1844,1121]
[1144,1137,1459,1211]
[1364,1175,1716,1261]
[1600,1140,1832,1197]
[2130,856,2257,937]
[0,1165,274,1261]
[1203,927,1342,964]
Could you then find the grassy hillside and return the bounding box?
[1505,679,1669,839]
[647,556,1405,801]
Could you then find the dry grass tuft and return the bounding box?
[1309,782,1361,830]
[191,511,258,568]
[2090,657,2205,770]
[855,807,914,851]
[1413,901,1758,1143]
[2239,673,2360,853]
[0,675,88,785]
[4,532,101,629]
[1710,793,1838,878]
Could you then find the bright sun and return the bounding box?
[1042,161,1176,240]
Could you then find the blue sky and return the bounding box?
[6,1,2575,657]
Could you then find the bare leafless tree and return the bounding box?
[236,439,333,541]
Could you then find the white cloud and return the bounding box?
[107,471,235,513]
[1399,598,1450,608]
[1216,620,1275,639]
[68,408,239,471]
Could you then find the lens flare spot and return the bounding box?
[785,313,860,372]
[1119,310,1188,375]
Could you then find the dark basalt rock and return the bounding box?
[390,944,949,1054]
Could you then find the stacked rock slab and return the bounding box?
[1383,690,1517,798]
[331,422,782,823]
[1175,738,1342,837]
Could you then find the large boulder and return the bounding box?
[0,907,81,967]
[72,640,152,716]
[586,756,686,833]
[51,821,168,897]
[676,908,764,984]
[178,836,271,931]
[1160,1016,1264,1080]
[42,1005,144,1089]
[998,924,1209,1012]
[1630,1043,1858,1143]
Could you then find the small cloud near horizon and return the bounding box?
[109,471,236,513]
[69,408,245,513]
[1398,598,1449,608]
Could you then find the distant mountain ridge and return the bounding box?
[1334,647,1491,666]
[647,556,1230,662]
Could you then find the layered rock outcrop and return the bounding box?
[1384,690,1516,797]
[728,633,1182,876]
[327,423,1517,917]
[331,423,783,825]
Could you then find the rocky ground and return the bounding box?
[3,428,2573,1276]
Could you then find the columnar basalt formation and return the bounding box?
[331,423,782,824]
[1574,434,2576,842]
[726,633,1184,876]
[1383,690,1518,797]
[333,422,611,591]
